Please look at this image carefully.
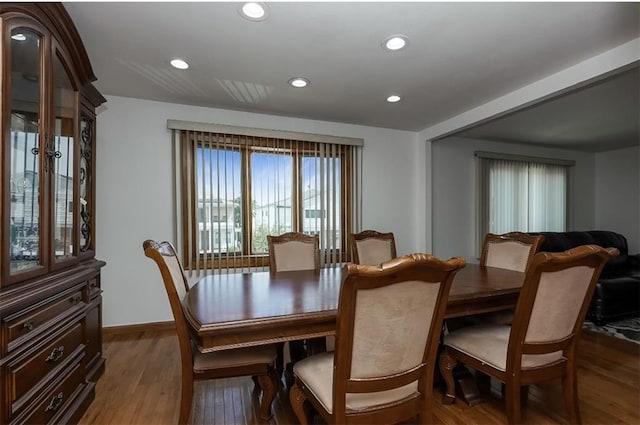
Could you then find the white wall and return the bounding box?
[96,95,420,326]
[595,145,640,253]
[430,137,597,261]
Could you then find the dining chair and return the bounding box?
[439,245,619,424]
[349,229,397,265]
[267,232,322,381]
[472,232,546,326]
[267,232,321,272]
[290,253,466,425]
[143,240,279,424]
[480,232,545,272]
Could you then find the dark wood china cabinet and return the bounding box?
[0,3,105,424]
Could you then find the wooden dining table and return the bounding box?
[183,262,525,353]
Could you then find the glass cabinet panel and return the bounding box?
[9,28,42,273]
[52,53,77,262]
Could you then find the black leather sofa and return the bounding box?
[530,230,640,325]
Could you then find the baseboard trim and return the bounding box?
[103,320,175,336]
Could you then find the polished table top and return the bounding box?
[184,263,524,352]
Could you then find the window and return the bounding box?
[476,152,574,248]
[173,124,362,272]
[305,209,325,219]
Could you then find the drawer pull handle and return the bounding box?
[45,346,65,362]
[70,295,82,304]
[45,392,64,412]
[23,321,34,331]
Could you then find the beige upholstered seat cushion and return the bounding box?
[193,344,277,373]
[444,325,564,371]
[272,241,317,271]
[293,352,418,414]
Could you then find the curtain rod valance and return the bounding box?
[475,151,575,167]
[167,119,364,147]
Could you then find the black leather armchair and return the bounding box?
[531,231,639,325]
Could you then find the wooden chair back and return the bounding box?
[142,240,194,378]
[480,232,545,272]
[507,244,618,372]
[349,230,397,265]
[333,254,466,423]
[267,232,320,272]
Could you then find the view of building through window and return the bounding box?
[194,145,343,257]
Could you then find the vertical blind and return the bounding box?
[476,152,574,251]
[170,121,363,275]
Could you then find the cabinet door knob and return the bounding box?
[70,295,82,304]
[45,392,64,412]
[23,321,34,331]
[45,346,65,362]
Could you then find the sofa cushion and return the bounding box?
[594,276,640,300]
[536,231,630,275]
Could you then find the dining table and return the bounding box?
[182,262,524,405]
[183,262,524,352]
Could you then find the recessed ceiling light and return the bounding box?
[170,58,189,70]
[383,35,409,51]
[11,33,27,41]
[386,95,401,103]
[289,77,309,88]
[240,2,268,21]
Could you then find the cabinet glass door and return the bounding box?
[52,52,77,262]
[9,28,42,274]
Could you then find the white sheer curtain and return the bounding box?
[477,153,572,249]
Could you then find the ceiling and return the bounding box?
[64,2,640,151]
[453,65,640,152]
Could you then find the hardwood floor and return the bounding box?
[79,328,640,425]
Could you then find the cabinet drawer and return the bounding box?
[12,361,85,425]
[88,278,100,299]
[5,289,84,345]
[9,323,83,405]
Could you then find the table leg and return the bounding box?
[439,352,485,406]
[454,367,485,406]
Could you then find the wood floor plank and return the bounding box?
[79,328,640,424]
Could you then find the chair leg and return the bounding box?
[504,381,522,425]
[562,367,581,424]
[179,370,194,425]
[501,383,529,405]
[290,381,310,425]
[439,352,457,404]
[257,371,277,421]
[417,388,433,424]
[275,342,285,380]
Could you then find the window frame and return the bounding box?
[180,131,355,270]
